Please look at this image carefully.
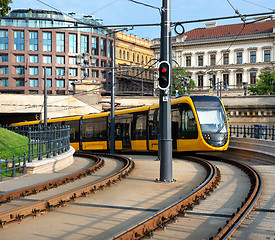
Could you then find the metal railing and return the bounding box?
[0,154,27,181]
[229,125,275,140]
[0,125,70,181]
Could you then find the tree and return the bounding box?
[172,67,195,96]
[248,70,275,95]
[0,0,12,17]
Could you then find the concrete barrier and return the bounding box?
[229,137,275,161]
[26,147,75,174]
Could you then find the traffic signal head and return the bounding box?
[158,61,170,90]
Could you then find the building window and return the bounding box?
[236,73,242,86]
[14,31,24,50]
[16,55,24,63]
[29,67,38,75]
[81,35,88,54]
[29,31,38,51]
[43,79,52,87]
[198,55,203,66]
[1,67,8,74]
[108,40,113,58]
[45,67,52,75]
[56,56,65,64]
[123,50,125,59]
[210,54,216,66]
[133,53,135,62]
[0,30,8,50]
[91,37,98,55]
[56,68,65,76]
[69,34,77,53]
[43,55,52,64]
[69,68,77,76]
[29,79,38,87]
[1,79,8,86]
[16,78,25,87]
[250,72,256,85]
[264,50,270,62]
[29,55,38,63]
[198,75,203,88]
[92,70,99,78]
[137,54,140,63]
[223,53,229,65]
[250,51,256,63]
[1,55,8,62]
[16,67,25,75]
[43,32,52,51]
[56,80,65,88]
[236,52,242,64]
[223,74,229,87]
[56,33,65,52]
[101,38,106,56]
[69,57,76,65]
[186,56,191,66]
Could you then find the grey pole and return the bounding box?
[110,38,116,154]
[44,66,47,128]
[159,0,173,182]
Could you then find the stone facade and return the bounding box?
[152,19,275,93]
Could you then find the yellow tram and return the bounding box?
[11,96,229,152]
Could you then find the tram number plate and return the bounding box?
[163,96,168,102]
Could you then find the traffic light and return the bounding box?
[158,61,170,90]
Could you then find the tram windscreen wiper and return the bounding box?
[216,121,226,134]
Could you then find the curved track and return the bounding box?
[0,152,134,226]
[0,152,263,240]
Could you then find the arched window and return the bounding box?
[133,53,135,62]
[123,51,125,59]
[119,50,122,58]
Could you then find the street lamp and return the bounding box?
[182,76,190,95]
[243,82,248,96]
[76,53,91,81]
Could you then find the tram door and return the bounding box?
[115,114,132,150]
[172,121,178,150]
[121,123,131,149]
[171,105,181,150]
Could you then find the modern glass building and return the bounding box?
[0,9,114,95]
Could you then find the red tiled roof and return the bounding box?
[184,19,275,41]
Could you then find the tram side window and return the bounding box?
[181,104,198,139]
[148,109,159,140]
[172,107,181,139]
[63,120,79,143]
[132,111,147,140]
[115,114,132,140]
[82,117,107,141]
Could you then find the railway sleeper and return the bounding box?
[16,213,24,221]
[0,220,6,227]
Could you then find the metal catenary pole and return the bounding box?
[159,0,173,182]
[44,66,47,128]
[110,38,116,154]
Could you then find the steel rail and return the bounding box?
[0,152,135,226]
[108,155,220,240]
[204,155,263,240]
[0,152,104,204]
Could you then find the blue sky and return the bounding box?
[11,0,275,40]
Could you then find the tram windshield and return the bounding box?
[191,96,227,134]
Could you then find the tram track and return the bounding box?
[0,152,135,227]
[107,153,262,240]
[0,152,104,204]
[0,152,263,240]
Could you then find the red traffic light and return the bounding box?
[158,61,170,90]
